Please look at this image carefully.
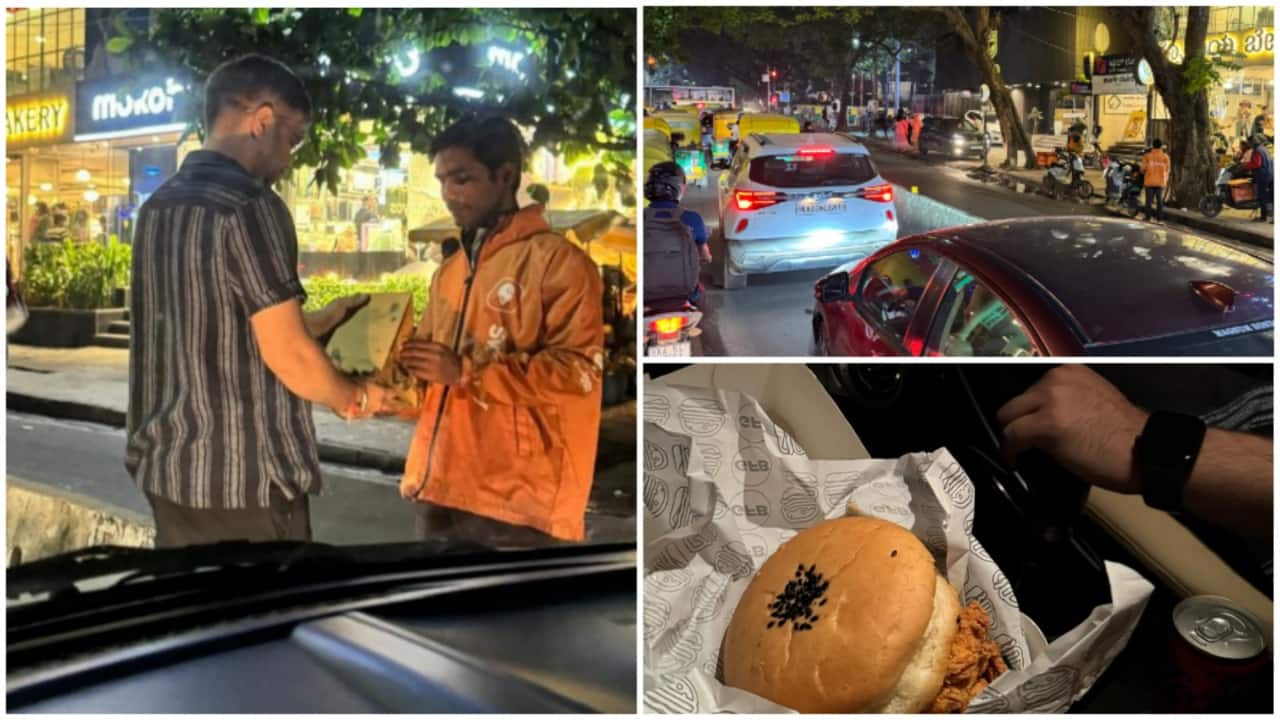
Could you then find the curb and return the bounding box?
[856,134,1273,251]
[976,167,1272,251]
[6,391,635,475]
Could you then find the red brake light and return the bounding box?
[735,218,749,233]
[798,145,835,156]
[734,190,781,211]
[650,316,688,335]
[858,184,894,203]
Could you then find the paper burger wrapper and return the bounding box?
[642,382,1154,714]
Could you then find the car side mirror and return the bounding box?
[817,272,852,303]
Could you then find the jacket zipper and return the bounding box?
[413,231,488,497]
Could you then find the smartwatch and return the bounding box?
[1134,411,1207,512]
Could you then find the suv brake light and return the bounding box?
[798,145,835,156]
[734,190,783,211]
[857,184,894,203]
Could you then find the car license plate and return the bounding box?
[797,198,845,215]
[648,341,692,357]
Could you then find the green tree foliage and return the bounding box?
[108,8,635,197]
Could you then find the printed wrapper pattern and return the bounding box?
[642,383,1154,714]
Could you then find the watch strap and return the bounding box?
[1136,411,1207,512]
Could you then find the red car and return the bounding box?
[812,217,1275,356]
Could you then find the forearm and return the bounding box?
[264,339,357,412]
[1179,428,1273,538]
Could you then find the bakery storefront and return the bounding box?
[5,73,196,272]
[1161,20,1273,145]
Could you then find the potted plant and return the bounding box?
[11,238,132,347]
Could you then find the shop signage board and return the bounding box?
[1101,94,1147,116]
[1166,26,1273,66]
[6,91,75,149]
[75,74,190,141]
[1092,72,1147,97]
[1070,81,1092,96]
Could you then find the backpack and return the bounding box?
[643,205,699,302]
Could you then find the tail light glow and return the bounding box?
[650,316,689,335]
[734,190,782,211]
[858,184,894,203]
[798,145,835,156]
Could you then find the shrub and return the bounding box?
[22,238,131,309]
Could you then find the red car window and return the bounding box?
[857,249,938,345]
[929,270,1037,357]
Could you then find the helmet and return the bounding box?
[644,161,686,203]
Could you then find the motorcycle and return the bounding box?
[643,299,703,357]
[1199,161,1263,218]
[1042,149,1093,200]
[1103,159,1142,217]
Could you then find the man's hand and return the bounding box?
[337,379,388,420]
[996,365,1150,494]
[398,339,463,386]
[699,244,713,264]
[311,293,370,344]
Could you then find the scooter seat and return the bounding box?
[645,297,697,314]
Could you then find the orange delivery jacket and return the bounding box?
[1141,148,1171,188]
[399,204,605,541]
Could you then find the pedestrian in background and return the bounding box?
[28,202,49,245]
[1139,138,1170,223]
[127,53,381,548]
[1245,134,1272,223]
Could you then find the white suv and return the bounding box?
[717,132,899,289]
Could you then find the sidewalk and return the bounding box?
[5,344,636,475]
[853,130,1273,250]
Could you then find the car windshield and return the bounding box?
[750,152,877,188]
[5,6,637,607]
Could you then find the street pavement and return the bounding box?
[6,411,636,547]
[683,139,1272,357]
[5,344,637,550]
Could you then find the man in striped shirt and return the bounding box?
[127,54,385,547]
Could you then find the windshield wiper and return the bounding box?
[6,541,356,600]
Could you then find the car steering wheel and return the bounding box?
[953,366,1109,638]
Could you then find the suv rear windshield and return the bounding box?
[749,152,877,188]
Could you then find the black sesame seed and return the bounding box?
[819,598,828,606]
[891,549,898,557]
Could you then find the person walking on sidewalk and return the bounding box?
[1245,134,1272,223]
[394,116,604,548]
[1139,139,1170,222]
[127,54,384,548]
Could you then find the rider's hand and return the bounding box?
[996,365,1149,494]
[398,339,463,386]
[699,244,712,264]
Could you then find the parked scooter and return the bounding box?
[1103,159,1142,216]
[1043,149,1093,200]
[1199,161,1263,218]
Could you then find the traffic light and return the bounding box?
[770,69,778,78]
[647,56,657,67]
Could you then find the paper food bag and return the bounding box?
[642,382,1154,714]
[325,292,420,411]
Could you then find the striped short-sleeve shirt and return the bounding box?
[126,150,322,509]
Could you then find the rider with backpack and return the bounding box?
[643,161,711,305]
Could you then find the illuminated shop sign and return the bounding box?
[75,74,190,141]
[1166,26,1274,65]
[5,93,73,148]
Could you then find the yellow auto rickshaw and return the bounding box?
[644,115,672,141]
[652,110,699,149]
[643,128,674,178]
[736,112,802,139]
[653,110,709,187]
[711,109,743,169]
